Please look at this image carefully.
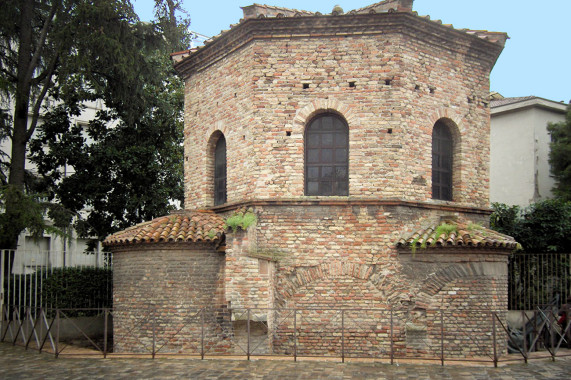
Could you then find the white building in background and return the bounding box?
[490,95,568,207]
[1,100,108,273]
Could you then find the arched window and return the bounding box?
[432,120,453,201]
[305,114,349,196]
[214,135,227,205]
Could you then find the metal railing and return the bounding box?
[508,253,571,310]
[2,305,569,365]
[1,249,112,316]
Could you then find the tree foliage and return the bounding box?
[30,59,184,240]
[490,199,571,253]
[548,103,571,201]
[1,0,189,247]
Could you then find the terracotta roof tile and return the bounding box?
[241,3,315,18]
[103,210,225,247]
[352,0,412,14]
[490,96,537,108]
[184,2,507,62]
[397,220,520,251]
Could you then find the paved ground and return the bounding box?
[1,343,570,379]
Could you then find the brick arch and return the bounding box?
[428,112,463,202]
[276,261,406,308]
[290,98,359,133]
[426,108,464,133]
[414,263,487,308]
[206,121,229,138]
[205,130,226,207]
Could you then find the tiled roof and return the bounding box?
[352,0,412,14]
[397,221,520,251]
[193,1,507,54]
[103,210,225,247]
[491,96,537,108]
[170,49,196,63]
[241,3,315,18]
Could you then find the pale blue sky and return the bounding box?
[134,0,570,103]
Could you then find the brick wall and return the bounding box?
[112,244,230,353]
[173,7,509,359]
[400,251,509,357]
[183,42,256,208]
[221,203,508,357]
[224,227,274,311]
[183,13,498,209]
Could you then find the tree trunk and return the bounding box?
[3,0,34,252]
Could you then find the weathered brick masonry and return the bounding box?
[106,0,516,358]
[182,11,501,208]
[111,243,230,353]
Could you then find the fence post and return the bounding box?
[247,309,251,361]
[0,250,4,320]
[390,308,394,365]
[522,310,528,363]
[200,308,205,360]
[293,309,297,362]
[0,304,5,343]
[152,309,156,359]
[24,307,34,350]
[550,313,556,362]
[55,309,60,359]
[440,309,444,366]
[38,308,46,353]
[103,308,108,359]
[492,312,498,368]
[341,309,345,363]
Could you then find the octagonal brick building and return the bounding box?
[106,0,518,358]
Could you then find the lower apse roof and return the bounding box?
[103,210,225,247]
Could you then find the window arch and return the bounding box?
[305,113,349,196]
[432,120,453,201]
[214,134,227,206]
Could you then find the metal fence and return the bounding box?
[2,306,569,366]
[1,249,112,316]
[508,253,571,310]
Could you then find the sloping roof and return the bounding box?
[490,96,568,114]
[170,49,196,63]
[181,1,507,68]
[491,96,537,108]
[103,210,225,247]
[397,220,519,251]
[241,3,315,18]
[353,0,413,14]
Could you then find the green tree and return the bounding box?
[30,61,184,240]
[28,1,188,241]
[153,0,191,52]
[548,103,571,201]
[0,0,154,249]
[0,0,189,248]
[491,199,571,252]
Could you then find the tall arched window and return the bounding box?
[305,114,349,196]
[432,120,453,201]
[214,135,227,205]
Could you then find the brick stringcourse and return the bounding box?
[209,198,494,216]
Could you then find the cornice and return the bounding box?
[207,198,493,216]
[174,12,505,79]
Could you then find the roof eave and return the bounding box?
[174,11,506,79]
[491,97,568,115]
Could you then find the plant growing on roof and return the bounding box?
[467,221,487,236]
[434,223,458,240]
[410,222,458,254]
[225,210,257,232]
